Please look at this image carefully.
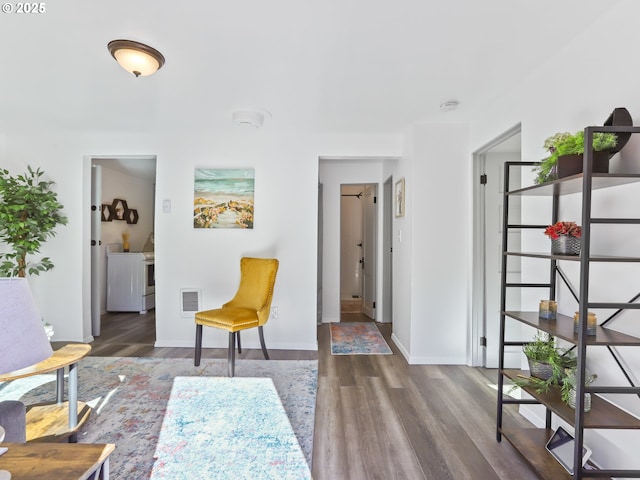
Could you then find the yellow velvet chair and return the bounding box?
[194,257,279,377]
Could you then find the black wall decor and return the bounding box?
[111,198,128,221]
[104,198,139,224]
[126,208,139,224]
[101,204,114,222]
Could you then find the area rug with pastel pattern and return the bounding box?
[330,322,393,355]
[150,376,310,480]
[0,357,317,480]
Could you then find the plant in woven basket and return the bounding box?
[513,332,577,394]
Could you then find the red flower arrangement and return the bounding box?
[544,221,582,240]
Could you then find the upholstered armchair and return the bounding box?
[194,257,279,377]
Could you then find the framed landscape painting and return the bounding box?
[395,177,405,217]
[193,168,255,229]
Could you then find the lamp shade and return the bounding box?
[108,39,165,77]
[0,278,53,375]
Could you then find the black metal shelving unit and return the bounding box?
[496,125,640,480]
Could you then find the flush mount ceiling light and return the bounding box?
[232,109,271,128]
[439,100,460,112]
[107,39,165,77]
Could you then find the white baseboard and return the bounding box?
[322,317,340,323]
[390,332,466,364]
[391,332,409,361]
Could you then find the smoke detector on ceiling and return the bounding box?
[439,100,459,112]
[232,109,271,128]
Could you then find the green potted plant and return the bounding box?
[561,367,597,412]
[533,130,618,184]
[514,332,576,394]
[0,166,68,277]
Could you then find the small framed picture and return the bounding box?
[395,178,405,217]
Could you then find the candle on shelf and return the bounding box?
[574,311,597,336]
[539,300,557,320]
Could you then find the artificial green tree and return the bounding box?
[0,165,68,277]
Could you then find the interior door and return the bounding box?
[362,184,377,319]
[90,164,102,336]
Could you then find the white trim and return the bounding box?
[391,332,409,360]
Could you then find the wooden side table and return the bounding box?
[0,344,92,442]
[0,442,115,480]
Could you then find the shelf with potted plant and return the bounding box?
[496,113,640,480]
[533,130,619,185]
[503,370,640,430]
[504,217,640,263]
[504,333,640,430]
[532,107,634,185]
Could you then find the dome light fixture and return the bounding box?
[107,39,165,77]
[232,109,271,128]
[439,100,459,112]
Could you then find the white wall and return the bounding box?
[468,0,640,470]
[401,123,470,364]
[0,131,401,354]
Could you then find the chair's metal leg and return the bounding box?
[237,331,242,354]
[228,332,236,377]
[258,326,269,360]
[194,324,203,366]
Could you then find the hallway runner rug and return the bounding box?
[330,322,393,355]
[150,376,311,480]
[0,357,317,480]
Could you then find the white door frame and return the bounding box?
[471,124,521,367]
[318,156,399,325]
[85,155,157,340]
[317,183,323,325]
[362,184,378,319]
[381,176,393,324]
[90,165,102,336]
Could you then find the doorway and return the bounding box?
[472,127,522,368]
[89,156,157,339]
[340,183,377,321]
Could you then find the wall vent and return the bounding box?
[180,288,202,317]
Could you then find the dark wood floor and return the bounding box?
[74,311,538,480]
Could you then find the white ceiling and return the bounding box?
[0,0,618,135]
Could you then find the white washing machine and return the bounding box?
[107,244,155,314]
